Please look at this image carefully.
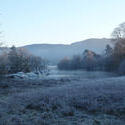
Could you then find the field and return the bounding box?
[0,70,125,125]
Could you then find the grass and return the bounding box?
[0,76,125,124]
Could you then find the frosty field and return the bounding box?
[0,68,125,125]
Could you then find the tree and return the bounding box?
[82,50,100,71]
[0,51,9,75]
[8,46,29,73]
[70,55,82,69]
[6,46,47,74]
[118,59,125,75]
[0,22,4,48]
[112,22,125,56]
[112,22,125,58]
[58,57,71,70]
[111,22,125,71]
[112,22,125,40]
[105,44,113,57]
[29,56,47,73]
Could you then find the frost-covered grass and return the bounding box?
[0,77,125,124]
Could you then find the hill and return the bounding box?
[22,38,112,64]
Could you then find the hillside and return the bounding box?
[22,38,112,64]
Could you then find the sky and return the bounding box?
[0,0,125,46]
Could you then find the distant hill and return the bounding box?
[21,38,112,64]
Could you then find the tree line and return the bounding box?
[0,46,47,75]
[58,22,125,75]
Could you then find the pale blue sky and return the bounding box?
[0,0,125,46]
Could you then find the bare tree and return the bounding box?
[29,56,47,73]
[112,23,125,56]
[110,22,125,71]
[6,46,47,74]
[112,22,125,40]
[105,44,113,57]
